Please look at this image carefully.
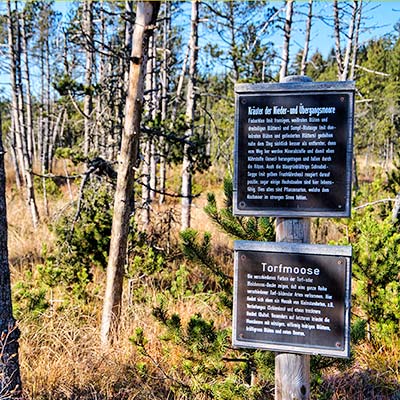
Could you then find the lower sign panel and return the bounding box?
[233,241,352,358]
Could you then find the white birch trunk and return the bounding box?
[300,0,313,76]
[181,0,199,231]
[279,0,294,82]
[341,0,358,81]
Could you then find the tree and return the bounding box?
[83,0,94,157]
[0,114,22,398]
[181,0,199,231]
[204,1,278,83]
[7,0,39,228]
[300,0,313,76]
[279,0,294,82]
[101,0,160,346]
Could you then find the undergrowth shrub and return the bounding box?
[40,180,115,301]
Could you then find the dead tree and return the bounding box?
[279,0,294,82]
[181,0,199,231]
[7,0,39,228]
[101,1,160,346]
[300,0,313,76]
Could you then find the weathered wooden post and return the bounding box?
[275,219,310,399]
[232,76,355,399]
[275,75,312,400]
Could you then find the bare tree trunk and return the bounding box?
[333,0,343,79]
[83,0,94,157]
[21,12,34,164]
[141,139,150,225]
[341,0,358,81]
[149,33,158,202]
[101,1,160,346]
[7,0,22,181]
[159,2,170,205]
[279,0,294,82]
[8,128,21,189]
[300,0,313,76]
[7,0,39,228]
[349,0,362,80]
[141,32,156,226]
[0,113,22,399]
[96,0,106,157]
[181,0,199,231]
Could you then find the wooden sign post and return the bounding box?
[275,217,311,400]
[232,76,355,400]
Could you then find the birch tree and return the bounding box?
[159,1,171,205]
[333,0,362,81]
[300,0,313,76]
[101,1,160,346]
[181,0,199,231]
[279,0,294,82]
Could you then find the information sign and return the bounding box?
[233,241,352,358]
[233,81,355,217]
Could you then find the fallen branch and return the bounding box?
[354,198,395,210]
[355,64,390,77]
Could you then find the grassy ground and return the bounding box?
[5,162,400,399]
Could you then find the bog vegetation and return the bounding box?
[0,1,400,399]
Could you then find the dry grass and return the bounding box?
[4,164,400,399]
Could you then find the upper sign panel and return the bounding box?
[233,81,355,217]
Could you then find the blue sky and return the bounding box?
[1,1,400,93]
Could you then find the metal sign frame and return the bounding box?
[233,81,355,218]
[233,241,352,358]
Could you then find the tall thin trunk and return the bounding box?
[149,33,158,202]
[141,139,150,225]
[21,12,34,164]
[341,0,358,81]
[7,0,22,182]
[83,0,94,157]
[228,2,239,82]
[170,43,190,125]
[159,2,170,205]
[97,0,106,157]
[141,33,156,226]
[101,1,160,346]
[349,0,362,80]
[300,0,313,76]
[7,0,39,227]
[279,0,294,82]
[0,113,22,398]
[181,0,199,231]
[333,0,343,79]
[8,128,22,189]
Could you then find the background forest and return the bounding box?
[0,0,399,399]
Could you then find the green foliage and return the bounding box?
[41,182,114,300]
[339,168,400,343]
[205,177,275,241]
[180,228,232,295]
[169,264,204,299]
[13,270,49,319]
[34,175,62,198]
[55,146,86,165]
[348,210,400,340]
[130,247,165,277]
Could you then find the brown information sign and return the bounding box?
[233,241,352,358]
[233,81,355,217]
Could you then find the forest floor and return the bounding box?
[5,161,400,400]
